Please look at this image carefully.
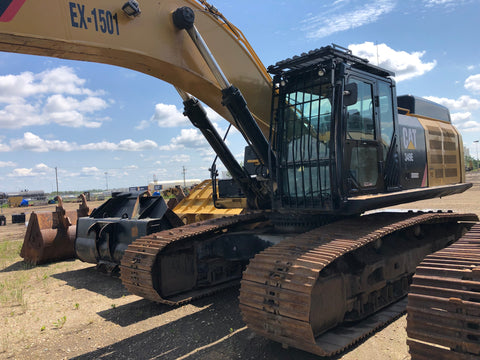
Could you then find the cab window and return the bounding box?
[346,79,375,141]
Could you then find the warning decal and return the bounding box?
[0,0,27,22]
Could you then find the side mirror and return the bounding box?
[343,83,358,107]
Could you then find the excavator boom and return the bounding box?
[0,0,272,136]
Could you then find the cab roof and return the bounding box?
[268,44,394,78]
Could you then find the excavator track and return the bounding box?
[120,212,267,306]
[239,211,478,357]
[407,222,480,360]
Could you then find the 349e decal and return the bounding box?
[0,0,26,22]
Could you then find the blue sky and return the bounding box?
[1,0,480,193]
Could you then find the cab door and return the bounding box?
[343,76,385,195]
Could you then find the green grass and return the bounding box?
[0,240,22,265]
[0,241,31,310]
[0,275,28,309]
[53,316,66,329]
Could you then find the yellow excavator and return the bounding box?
[1,1,479,358]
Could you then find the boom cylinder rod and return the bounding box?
[184,27,230,90]
[172,7,276,170]
[174,87,270,209]
[175,87,246,182]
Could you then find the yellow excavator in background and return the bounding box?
[1,1,479,358]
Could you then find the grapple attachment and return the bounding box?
[20,195,90,265]
[75,191,183,273]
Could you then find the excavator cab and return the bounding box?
[269,45,468,216]
[270,45,398,213]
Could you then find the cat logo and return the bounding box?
[0,0,26,22]
[402,127,417,150]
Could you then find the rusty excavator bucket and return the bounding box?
[20,195,90,265]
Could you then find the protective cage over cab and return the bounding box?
[268,45,469,215]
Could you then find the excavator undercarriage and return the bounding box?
[120,210,478,355]
[120,212,271,305]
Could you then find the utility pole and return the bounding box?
[475,140,479,170]
[105,171,108,190]
[55,167,59,195]
[182,166,186,188]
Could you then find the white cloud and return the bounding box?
[150,103,189,128]
[0,71,40,103]
[302,0,396,39]
[465,74,480,94]
[451,112,472,122]
[2,132,159,153]
[9,168,35,177]
[450,112,480,133]
[135,120,150,130]
[44,94,108,128]
[138,101,228,131]
[10,132,77,152]
[37,67,102,96]
[80,167,102,176]
[348,42,436,81]
[160,128,208,150]
[423,0,464,7]
[0,142,10,152]
[423,95,480,111]
[456,120,480,133]
[45,94,108,113]
[0,66,110,129]
[9,163,52,177]
[0,67,101,102]
[159,128,215,157]
[0,161,15,167]
[118,139,158,151]
[168,154,191,163]
[0,103,44,129]
[79,139,158,151]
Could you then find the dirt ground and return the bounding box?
[1,172,479,360]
